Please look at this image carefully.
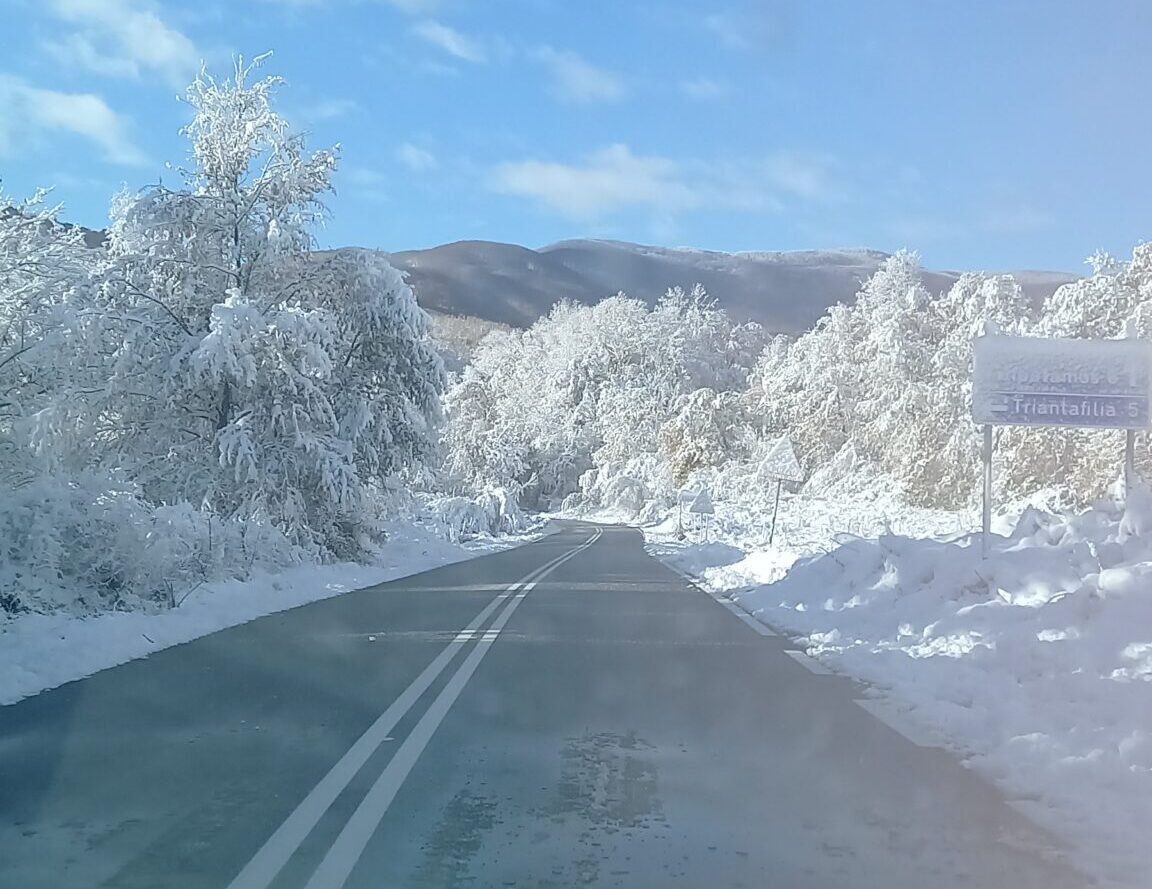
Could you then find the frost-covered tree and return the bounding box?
[67,57,442,558]
[749,252,1048,508]
[441,285,763,506]
[659,387,747,486]
[0,191,95,493]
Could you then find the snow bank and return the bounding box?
[649,491,1152,889]
[0,520,550,707]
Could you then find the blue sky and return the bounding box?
[1,0,1149,273]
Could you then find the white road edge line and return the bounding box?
[301,529,601,889]
[853,698,939,748]
[716,597,778,636]
[655,551,781,638]
[782,649,836,674]
[226,529,600,889]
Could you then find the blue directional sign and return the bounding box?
[972,335,1152,429]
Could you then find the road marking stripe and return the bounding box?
[783,649,835,674]
[226,530,599,889]
[853,698,939,748]
[301,530,599,889]
[716,597,779,636]
[656,553,781,637]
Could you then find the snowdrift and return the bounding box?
[710,493,1152,889]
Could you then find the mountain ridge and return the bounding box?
[378,238,1076,333]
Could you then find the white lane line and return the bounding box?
[301,530,599,889]
[783,649,835,675]
[226,531,598,889]
[716,597,779,636]
[658,555,781,638]
[853,698,939,748]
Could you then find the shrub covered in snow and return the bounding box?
[426,487,528,542]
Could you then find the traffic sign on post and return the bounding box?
[759,435,804,483]
[688,488,714,515]
[759,435,803,545]
[971,331,1152,556]
[973,334,1152,429]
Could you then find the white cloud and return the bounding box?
[680,77,729,101]
[0,75,147,166]
[533,46,626,104]
[43,0,199,87]
[396,142,438,172]
[981,205,1055,235]
[494,144,845,220]
[761,151,840,202]
[704,12,750,49]
[258,0,441,11]
[299,98,360,122]
[341,166,390,202]
[486,143,811,219]
[491,145,693,219]
[411,20,487,63]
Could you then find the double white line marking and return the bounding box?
[228,529,602,889]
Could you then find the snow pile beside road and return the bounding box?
[651,491,1152,889]
[0,520,549,706]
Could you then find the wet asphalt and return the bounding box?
[0,522,1091,888]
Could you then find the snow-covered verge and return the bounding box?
[645,489,1152,889]
[0,519,553,707]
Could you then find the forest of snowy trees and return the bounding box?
[441,247,1152,517]
[6,56,1152,618]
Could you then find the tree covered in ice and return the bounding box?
[59,57,443,560]
[0,192,92,481]
[441,286,764,507]
[749,252,1050,508]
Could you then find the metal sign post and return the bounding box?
[759,435,804,547]
[981,424,993,558]
[768,478,783,545]
[688,488,715,542]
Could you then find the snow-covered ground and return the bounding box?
[642,486,1152,889]
[0,520,552,707]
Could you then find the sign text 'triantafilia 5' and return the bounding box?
[972,334,1152,429]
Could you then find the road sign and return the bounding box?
[759,435,804,482]
[688,488,714,515]
[973,334,1152,429]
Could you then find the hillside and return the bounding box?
[382,239,1076,333]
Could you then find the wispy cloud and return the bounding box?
[704,12,751,49]
[981,205,1055,235]
[532,46,626,104]
[411,20,487,63]
[680,77,729,101]
[396,141,438,172]
[761,151,840,202]
[491,145,693,219]
[490,144,839,220]
[0,75,147,166]
[341,166,390,202]
[257,0,441,10]
[42,0,200,87]
[298,97,360,123]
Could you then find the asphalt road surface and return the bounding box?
[1,522,1091,888]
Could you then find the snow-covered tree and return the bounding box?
[441,285,763,505]
[0,192,92,480]
[66,57,443,558]
[659,387,747,486]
